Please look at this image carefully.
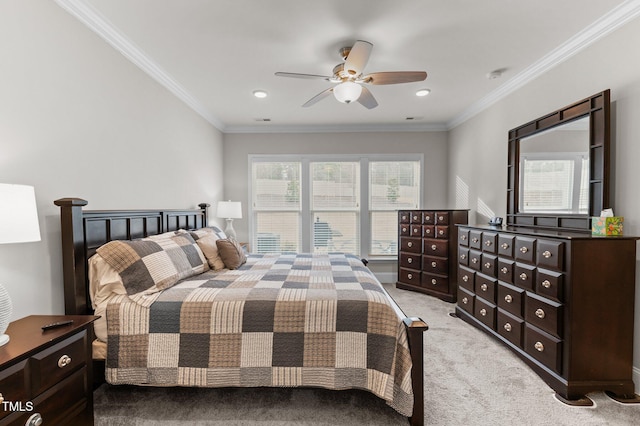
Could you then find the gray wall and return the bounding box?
[447,17,640,391]
[0,1,224,320]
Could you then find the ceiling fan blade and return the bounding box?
[275,72,330,80]
[357,86,378,109]
[361,71,427,85]
[302,87,334,107]
[344,40,373,77]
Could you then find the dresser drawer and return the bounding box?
[32,367,88,426]
[422,273,449,293]
[31,331,87,396]
[468,249,482,271]
[535,269,563,302]
[422,225,435,238]
[399,223,410,236]
[514,236,536,264]
[458,266,475,292]
[409,224,422,237]
[424,239,448,257]
[525,293,563,338]
[458,228,470,247]
[399,268,421,286]
[399,211,410,223]
[497,258,514,284]
[525,325,562,374]
[458,247,469,266]
[399,252,421,269]
[435,225,449,239]
[498,234,515,258]
[481,232,498,254]
[475,274,497,303]
[410,212,423,223]
[400,237,422,253]
[497,309,524,348]
[0,360,29,421]
[474,297,496,330]
[514,263,535,291]
[536,239,564,271]
[422,211,436,225]
[480,253,497,277]
[422,255,448,275]
[497,282,524,317]
[458,287,475,315]
[469,230,482,249]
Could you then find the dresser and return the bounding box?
[0,315,98,426]
[456,225,637,403]
[397,209,468,302]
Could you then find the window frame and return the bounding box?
[248,154,423,259]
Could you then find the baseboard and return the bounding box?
[634,366,640,394]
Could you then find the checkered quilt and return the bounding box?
[105,253,414,416]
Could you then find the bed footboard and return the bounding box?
[404,317,428,426]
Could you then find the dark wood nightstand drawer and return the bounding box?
[32,367,89,426]
[30,331,88,396]
[0,360,29,421]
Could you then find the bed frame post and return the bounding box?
[198,203,210,227]
[54,197,89,315]
[404,317,428,426]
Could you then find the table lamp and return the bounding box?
[216,200,242,240]
[0,183,41,346]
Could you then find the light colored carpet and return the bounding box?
[94,283,640,425]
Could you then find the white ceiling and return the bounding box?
[55,0,639,133]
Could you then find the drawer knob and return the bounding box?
[431,278,437,285]
[402,227,407,232]
[439,216,444,221]
[424,215,430,221]
[504,294,513,303]
[501,267,508,274]
[425,229,431,234]
[534,341,545,352]
[26,413,43,426]
[462,275,469,282]
[431,244,437,251]
[535,308,546,319]
[462,297,468,304]
[413,215,419,220]
[431,261,437,268]
[472,237,479,243]
[479,308,487,316]
[413,227,419,233]
[407,242,413,248]
[461,235,467,241]
[58,354,72,368]
[471,258,478,264]
[542,250,552,258]
[504,323,512,332]
[501,242,509,249]
[439,229,444,235]
[402,215,407,221]
[541,279,551,289]
[407,257,413,263]
[480,284,488,292]
[519,246,528,254]
[484,262,491,269]
[407,273,413,280]
[519,272,528,280]
[460,254,467,260]
[485,240,492,247]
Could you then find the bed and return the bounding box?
[54,198,428,425]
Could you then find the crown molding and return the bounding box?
[224,122,448,134]
[447,0,640,130]
[54,0,226,132]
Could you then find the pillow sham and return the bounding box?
[216,238,247,270]
[96,232,208,295]
[189,228,226,270]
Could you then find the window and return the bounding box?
[250,155,422,257]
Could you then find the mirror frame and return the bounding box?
[506,89,610,232]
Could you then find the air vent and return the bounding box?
[254,118,271,122]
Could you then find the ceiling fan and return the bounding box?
[275,40,427,109]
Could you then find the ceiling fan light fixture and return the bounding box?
[416,88,431,97]
[333,81,362,104]
[253,90,268,98]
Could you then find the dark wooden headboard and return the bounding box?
[54,198,210,315]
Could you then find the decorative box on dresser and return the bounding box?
[397,209,468,302]
[0,315,98,426]
[455,225,638,404]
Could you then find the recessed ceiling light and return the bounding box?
[416,89,431,97]
[253,90,268,98]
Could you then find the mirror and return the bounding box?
[507,90,610,232]
[519,116,589,214]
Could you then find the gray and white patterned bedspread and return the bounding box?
[105,252,414,416]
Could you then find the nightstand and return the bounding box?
[0,315,98,426]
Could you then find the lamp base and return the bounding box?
[225,219,237,240]
[0,334,9,347]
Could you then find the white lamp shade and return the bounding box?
[216,200,242,219]
[333,81,363,104]
[0,184,41,244]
